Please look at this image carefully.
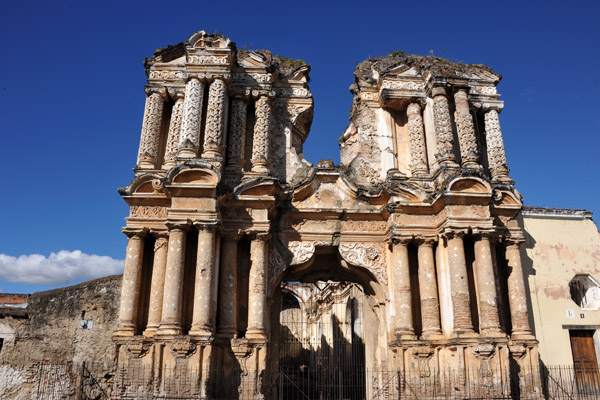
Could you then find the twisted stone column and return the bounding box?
[246,233,270,340]
[474,234,502,334]
[445,231,474,334]
[416,238,442,336]
[116,231,146,336]
[144,234,169,336]
[391,238,415,339]
[137,89,165,169]
[158,225,187,335]
[407,102,429,176]
[218,234,239,337]
[189,223,218,338]
[454,89,480,168]
[251,95,272,174]
[484,108,510,181]
[226,96,248,174]
[202,78,228,159]
[431,86,458,167]
[177,77,204,159]
[162,89,185,169]
[505,239,532,337]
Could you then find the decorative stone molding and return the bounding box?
[268,243,287,289]
[125,340,151,358]
[453,89,480,168]
[170,339,197,358]
[407,102,429,175]
[149,70,185,81]
[381,80,425,91]
[338,242,388,285]
[130,205,167,219]
[275,87,310,97]
[341,220,387,232]
[412,346,434,378]
[469,86,497,95]
[288,241,316,265]
[178,78,204,158]
[189,55,228,65]
[202,78,228,158]
[474,343,496,359]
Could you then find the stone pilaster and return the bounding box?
[189,223,219,339]
[225,95,248,175]
[177,77,204,159]
[250,95,272,174]
[116,230,146,336]
[144,233,169,336]
[202,78,228,159]
[217,233,240,337]
[505,239,532,337]
[483,107,510,182]
[453,89,480,168]
[474,234,502,334]
[416,238,442,336]
[407,102,429,176]
[157,225,187,335]
[445,231,474,334]
[246,233,270,340]
[162,89,185,169]
[137,88,166,169]
[391,238,415,339]
[431,86,458,167]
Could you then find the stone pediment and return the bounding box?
[187,30,232,49]
[237,50,272,69]
[292,173,365,210]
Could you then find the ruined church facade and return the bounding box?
[113,31,540,398]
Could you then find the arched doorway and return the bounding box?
[269,250,387,400]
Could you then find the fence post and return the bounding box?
[75,361,85,400]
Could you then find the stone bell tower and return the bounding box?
[114,30,540,399]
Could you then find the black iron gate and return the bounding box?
[278,281,366,400]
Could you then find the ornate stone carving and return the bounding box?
[203,78,228,158]
[454,90,480,168]
[407,102,429,175]
[413,346,434,378]
[226,97,247,171]
[432,91,456,165]
[232,73,273,84]
[170,339,197,358]
[338,242,388,285]
[178,78,204,158]
[275,87,310,97]
[352,158,382,186]
[288,241,316,265]
[341,220,387,232]
[251,95,272,173]
[470,86,497,95]
[189,55,228,65]
[125,340,151,358]
[130,206,167,219]
[163,94,184,167]
[149,70,185,80]
[137,91,165,168]
[381,80,425,91]
[268,243,287,289]
[484,109,509,180]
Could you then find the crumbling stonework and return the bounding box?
[106,30,542,399]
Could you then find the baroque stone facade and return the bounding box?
[113,30,540,398]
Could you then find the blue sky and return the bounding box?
[1,0,599,293]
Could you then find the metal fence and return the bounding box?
[6,361,600,399]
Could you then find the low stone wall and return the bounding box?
[0,274,121,364]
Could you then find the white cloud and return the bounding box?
[0,251,124,285]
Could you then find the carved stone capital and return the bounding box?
[248,231,271,242]
[168,87,185,101]
[441,229,467,240]
[122,228,148,239]
[170,339,197,358]
[413,236,437,247]
[504,237,525,247]
[221,229,243,241]
[193,221,221,232]
[165,221,191,232]
[430,85,448,97]
[390,235,412,246]
[144,86,168,98]
[251,89,276,100]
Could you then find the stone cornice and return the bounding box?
[521,206,593,220]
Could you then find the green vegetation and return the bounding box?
[388,50,406,57]
[274,55,306,68]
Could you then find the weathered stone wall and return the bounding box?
[0,275,121,398]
